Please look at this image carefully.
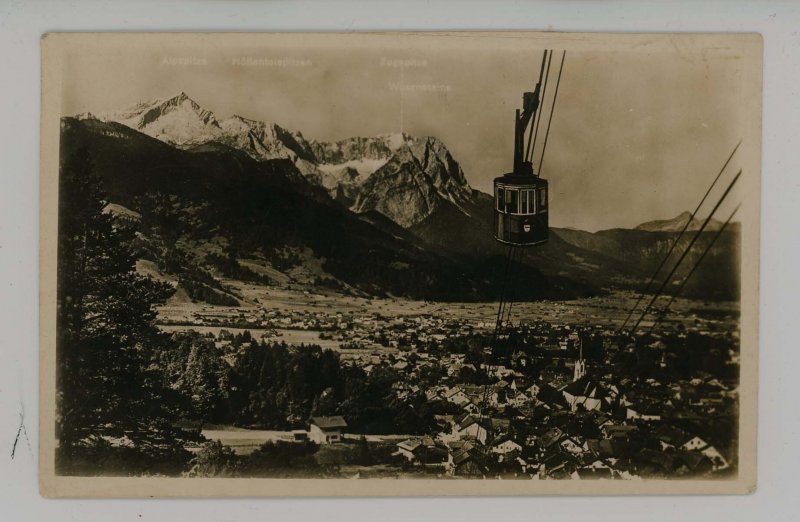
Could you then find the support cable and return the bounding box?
[647,204,741,334]
[537,50,566,175]
[631,169,742,334]
[620,140,742,330]
[527,50,552,164]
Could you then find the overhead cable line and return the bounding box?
[646,203,741,334]
[630,169,742,334]
[527,50,552,164]
[537,50,566,176]
[620,140,742,330]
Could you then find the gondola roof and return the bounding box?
[494,172,547,184]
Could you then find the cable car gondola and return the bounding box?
[480,49,565,415]
[493,89,550,246]
[494,167,548,246]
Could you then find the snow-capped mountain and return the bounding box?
[96,92,222,147]
[292,133,409,207]
[61,109,741,302]
[309,134,406,164]
[80,93,475,228]
[91,92,313,162]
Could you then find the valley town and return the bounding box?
[157,279,739,480]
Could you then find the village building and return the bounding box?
[444,386,471,406]
[562,378,610,412]
[308,416,348,444]
[446,442,490,477]
[681,435,709,451]
[453,414,490,444]
[396,436,448,465]
[626,401,663,421]
[490,435,523,455]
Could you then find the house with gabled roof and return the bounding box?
[562,377,610,412]
[601,423,638,441]
[538,427,566,450]
[572,453,614,479]
[444,386,471,406]
[396,436,448,465]
[308,416,348,444]
[680,435,709,451]
[490,435,523,455]
[454,414,490,444]
[397,438,423,461]
[446,442,491,477]
[626,400,663,421]
[504,389,531,408]
[542,450,576,479]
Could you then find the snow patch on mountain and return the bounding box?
[83,93,310,162]
[384,132,410,151]
[77,93,476,228]
[317,158,388,180]
[96,92,223,147]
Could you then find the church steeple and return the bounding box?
[573,333,586,381]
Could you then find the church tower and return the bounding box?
[573,334,586,382]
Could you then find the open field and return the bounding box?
[159,325,349,350]
[157,279,740,348]
[199,425,415,456]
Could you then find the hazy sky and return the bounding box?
[62,36,747,231]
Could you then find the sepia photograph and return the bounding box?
[38,31,761,497]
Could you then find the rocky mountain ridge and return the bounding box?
[68,94,740,302]
[635,211,724,233]
[80,93,472,227]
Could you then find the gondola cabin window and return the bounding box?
[520,190,530,214]
[506,189,519,214]
[499,187,541,215]
[526,189,538,214]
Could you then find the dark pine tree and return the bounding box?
[56,148,195,475]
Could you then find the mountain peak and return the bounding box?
[86,93,473,228]
[229,114,266,126]
[635,211,723,232]
[159,91,204,110]
[89,92,224,147]
[380,132,413,151]
[352,134,473,228]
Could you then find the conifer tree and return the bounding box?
[56,148,193,473]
